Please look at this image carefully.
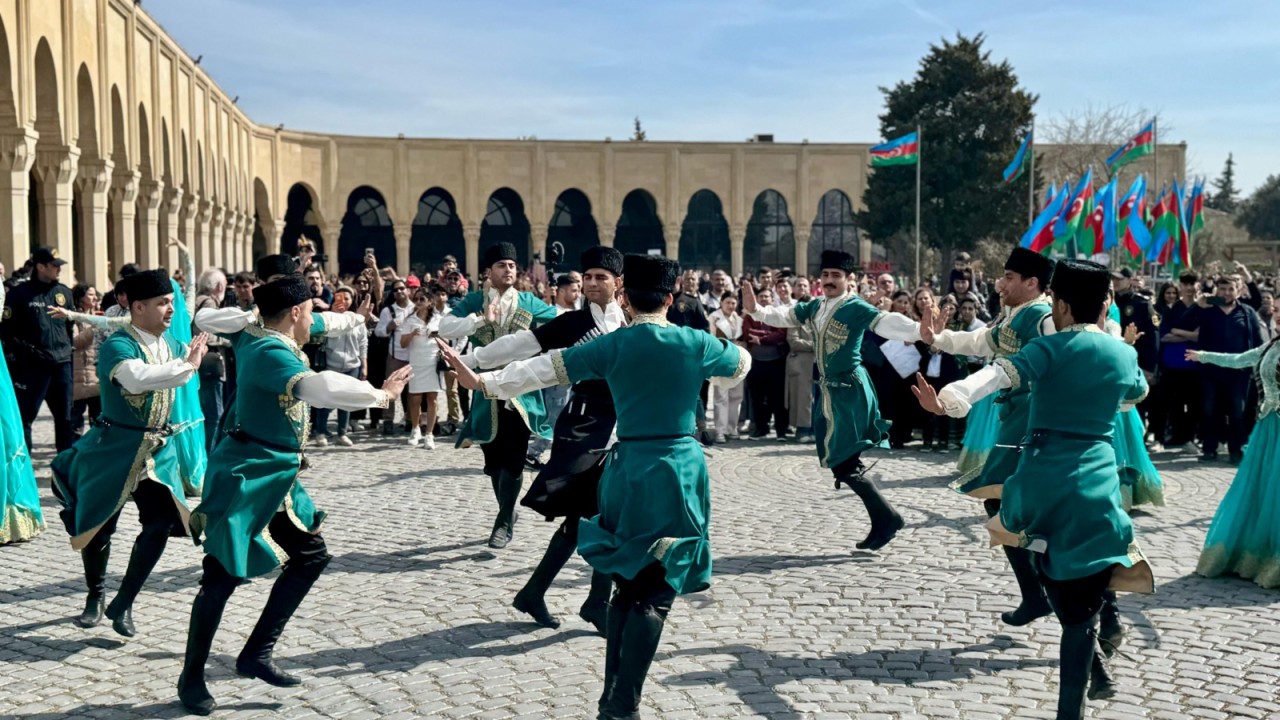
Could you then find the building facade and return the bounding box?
[2,0,1187,288]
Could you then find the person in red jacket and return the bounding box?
[742,288,790,440]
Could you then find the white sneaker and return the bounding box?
[335,434,354,447]
[312,435,329,448]
[407,428,422,447]
[424,435,436,450]
[714,432,727,444]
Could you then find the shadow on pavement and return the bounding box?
[7,701,281,719]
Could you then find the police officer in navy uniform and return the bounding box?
[1,247,76,452]
[1112,268,1159,405]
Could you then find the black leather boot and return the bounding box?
[1098,591,1125,657]
[513,524,577,628]
[1087,636,1117,700]
[235,554,331,687]
[842,468,904,551]
[596,588,630,718]
[1000,546,1053,627]
[598,591,675,720]
[488,470,522,549]
[177,557,241,716]
[75,542,110,628]
[104,525,170,637]
[579,570,613,636]
[1055,622,1097,720]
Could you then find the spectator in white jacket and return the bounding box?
[709,292,747,443]
[313,287,369,447]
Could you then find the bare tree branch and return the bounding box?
[1040,103,1173,181]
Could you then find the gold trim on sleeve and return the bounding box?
[993,357,1021,390]
[551,349,570,385]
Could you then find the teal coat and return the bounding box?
[995,325,1153,589]
[52,326,191,550]
[559,314,747,594]
[954,298,1053,497]
[192,318,338,578]
[451,291,557,447]
[789,295,889,468]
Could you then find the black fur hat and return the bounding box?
[256,254,297,281]
[622,254,679,294]
[819,250,856,274]
[117,269,172,302]
[580,246,624,276]
[254,275,312,317]
[1005,247,1055,290]
[482,242,519,268]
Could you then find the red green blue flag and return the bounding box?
[870,132,920,167]
[1188,178,1206,236]
[1022,183,1070,254]
[1117,176,1150,261]
[1106,121,1155,174]
[1003,131,1033,183]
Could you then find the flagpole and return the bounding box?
[1027,123,1035,227]
[1151,115,1159,284]
[914,124,922,289]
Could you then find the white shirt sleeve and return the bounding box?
[871,313,922,342]
[1040,316,1057,336]
[112,358,197,394]
[747,303,799,328]
[437,312,482,339]
[293,370,392,411]
[936,363,1011,418]
[195,306,255,335]
[465,329,543,370]
[932,326,996,358]
[319,311,363,335]
[711,347,752,391]
[374,307,393,338]
[476,354,562,401]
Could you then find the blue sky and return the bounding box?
[149,0,1278,194]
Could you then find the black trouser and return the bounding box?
[600,562,677,718]
[747,357,788,437]
[1199,367,1250,456]
[1152,367,1199,445]
[888,375,920,447]
[70,396,102,444]
[82,479,182,610]
[1040,565,1114,720]
[366,338,390,424]
[983,499,1048,613]
[481,406,533,479]
[14,360,74,452]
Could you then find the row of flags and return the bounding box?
[1019,172,1206,273]
[1000,119,1156,185]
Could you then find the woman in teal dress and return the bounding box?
[1105,300,1164,510]
[0,283,45,544]
[1189,336,1280,588]
[956,393,999,479]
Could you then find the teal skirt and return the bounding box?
[1113,408,1163,510]
[578,437,710,595]
[1197,412,1280,589]
[956,394,999,480]
[0,342,43,544]
[166,280,206,496]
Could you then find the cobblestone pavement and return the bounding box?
[3,414,1278,720]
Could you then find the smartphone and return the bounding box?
[1205,296,1227,307]
[364,247,375,257]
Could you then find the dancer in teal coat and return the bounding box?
[0,283,44,544]
[442,254,750,720]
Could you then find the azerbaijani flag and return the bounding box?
[1021,182,1070,254]
[1117,175,1150,261]
[1188,178,1206,236]
[1106,121,1155,174]
[1174,181,1192,269]
[1147,183,1180,265]
[1043,181,1057,210]
[1066,170,1096,254]
[870,132,920,167]
[1003,131,1033,183]
[1084,177,1119,253]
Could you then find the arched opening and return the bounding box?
[196,142,205,197]
[160,119,173,185]
[411,187,464,276]
[0,18,16,128]
[252,177,272,258]
[547,189,598,271]
[338,186,395,275]
[744,190,795,275]
[808,190,860,276]
[479,188,530,269]
[181,131,190,190]
[106,85,128,274]
[133,105,152,260]
[614,189,663,256]
[31,38,63,252]
[679,190,730,273]
[281,182,321,257]
[73,65,99,282]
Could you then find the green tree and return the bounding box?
[1208,153,1240,212]
[860,34,1037,273]
[1235,174,1280,241]
[631,117,647,142]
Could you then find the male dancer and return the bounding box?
[917,247,1060,626]
[459,247,625,631]
[441,253,749,720]
[177,274,412,715]
[51,270,209,636]
[437,242,557,548]
[741,250,920,551]
[915,258,1154,720]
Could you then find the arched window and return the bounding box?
[744,190,795,274]
[411,187,465,275]
[479,188,531,269]
[281,183,322,258]
[678,190,730,273]
[338,186,395,275]
[614,189,664,256]
[808,190,859,276]
[547,189,598,270]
